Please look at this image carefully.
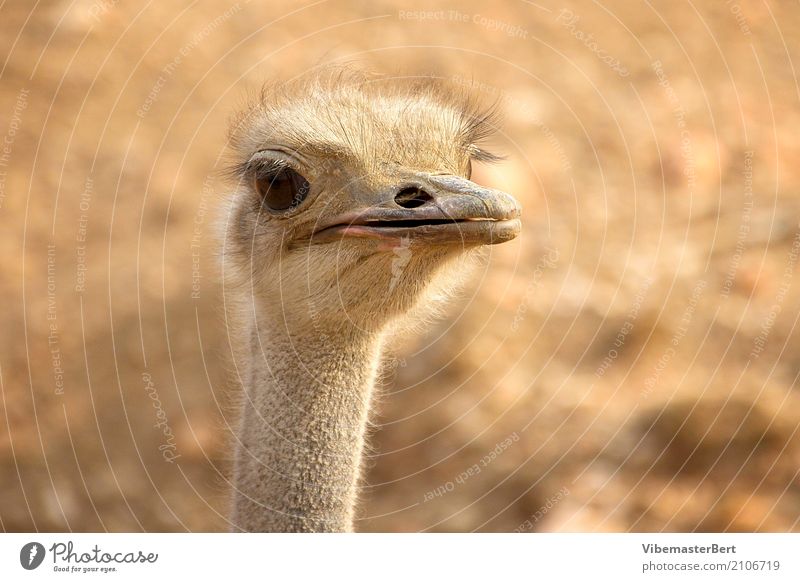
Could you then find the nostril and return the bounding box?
[394,187,433,209]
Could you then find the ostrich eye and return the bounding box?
[254,167,310,212]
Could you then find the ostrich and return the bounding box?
[221,69,521,532]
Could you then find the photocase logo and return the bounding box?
[20,542,46,570]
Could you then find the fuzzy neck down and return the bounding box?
[231,308,383,532]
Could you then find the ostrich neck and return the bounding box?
[231,308,383,532]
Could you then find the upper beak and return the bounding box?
[311,174,521,246]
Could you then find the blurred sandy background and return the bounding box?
[1,0,799,532]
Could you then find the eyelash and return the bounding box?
[249,159,287,181]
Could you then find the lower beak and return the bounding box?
[311,175,521,246]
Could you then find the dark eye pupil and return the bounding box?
[255,168,310,212]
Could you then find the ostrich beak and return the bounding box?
[311,174,521,246]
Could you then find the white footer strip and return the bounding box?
[1,533,798,581]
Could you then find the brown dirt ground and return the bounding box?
[1,0,799,532]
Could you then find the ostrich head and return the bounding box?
[223,70,521,334]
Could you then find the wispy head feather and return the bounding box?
[227,66,504,178]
